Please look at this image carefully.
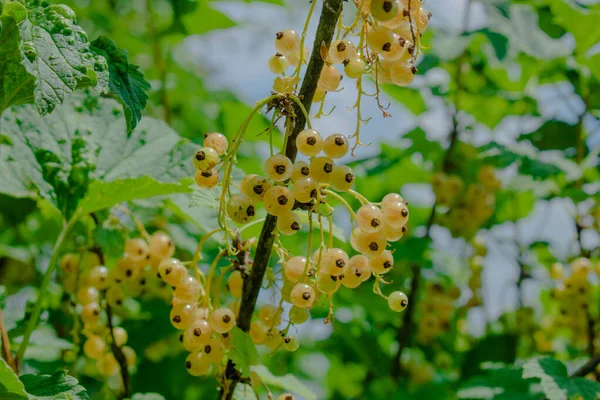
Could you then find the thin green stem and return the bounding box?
[324,189,358,223]
[16,214,80,367]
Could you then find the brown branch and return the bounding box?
[218,1,343,398]
[0,308,17,373]
[571,353,600,378]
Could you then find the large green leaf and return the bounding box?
[546,0,600,56]
[0,358,27,399]
[461,335,518,380]
[252,365,317,400]
[20,370,88,400]
[459,367,538,400]
[0,1,109,115]
[522,357,600,400]
[181,1,235,35]
[90,36,150,133]
[228,327,258,378]
[0,93,195,218]
[494,191,536,223]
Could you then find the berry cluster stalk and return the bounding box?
[219,1,344,398]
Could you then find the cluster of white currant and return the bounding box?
[193,132,229,189]
[415,281,459,344]
[268,0,431,96]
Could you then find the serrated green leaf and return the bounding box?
[0,2,109,115]
[90,36,150,133]
[251,365,317,400]
[228,327,258,378]
[0,358,27,399]
[189,187,220,209]
[20,370,88,400]
[523,357,600,400]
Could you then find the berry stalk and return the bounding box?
[219,0,344,398]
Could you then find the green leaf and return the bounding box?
[381,85,426,115]
[0,358,27,399]
[90,36,150,133]
[0,94,196,217]
[231,384,255,400]
[181,1,235,35]
[546,0,600,56]
[461,335,518,380]
[251,365,317,400]
[518,121,578,151]
[523,357,600,400]
[228,327,258,378]
[479,143,562,179]
[189,186,220,209]
[460,366,539,400]
[479,28,509,60]
[494,191,535,223]
[20,370,88,400]
[0,2,109,115]
[129,394,166,400]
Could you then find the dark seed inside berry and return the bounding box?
[165,266,172,275]
[291,222,300,231]
[336,42,346,52]
[382,42,392,52]
[345,173,354,183]
[383,261,392,269]
[223,315,231,323]
[126,269,133,277]
[331,275,338,282]
[196,151,205,161]
[369,242,379,251]
[334,136,345,146]
[194,328,202,337]
[301,166,310,175]
[278,195,288,205]
[201,170,212,178]
[402,226,407,233]
[399,37,406,47]
[401,208,408,217]
[222,333,229,338]
[284,337,291,343]
[371,218,381,228]
[179,334,183,342]
[185,361,192,369]
[116,299,123,305]
[93,308,100,316]
[140,278,146,285]
[383,0,393,12]
[302,292,311,300]
[173,315,181,323]
[335,259,345,268]
[253,185,264,194]
[306,137,317,145]
[247,206,256,217]
[285,396,293,400]
[205,345,212,353]
[275,165,286,175]
[324,163,333,173]
[355,271,362,277]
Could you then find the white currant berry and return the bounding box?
[227,193,256,224]
[184,319,213,350]
[320,248,349,276]
[283,336,300,352]
[125,238,149,261]
[81,302,101,324]
[313,87,326,103]
[174,276,202,302]
[390,63,416,86]
[369,250,394,274]
[171,303,196,330]
[323,134,349,159]
[289,306,310,324]
[185,351,211,376]
[258,304,282,326]
[292,176,318,203]
[290,283,315,308]
[83,335,105,359]
[357,204,384,233]
[284,256,307,283]
[309,156,335,183]
[106,286,126,308]
[112,327,128,347]
[269,53,289,75]
[342,268,362,289]
[367,26,395,52]
[382,200,409,228]
[316,272,342,294]
[158,258,188,287]
[203,132,228,155]
[263,186,294,217]
[277,394,296,400]
[60,253,79,274]
[77,286,99,305]
[372,60,394,84]
[242,175,272,202]
[357,230,387,256]
[195,169,219,188]
[350,254,372,282]
[275,29,301,56]
[343,57,366,79]
[329,40,357,64]
[265,154,293,182]
[417,8,431,31]
[97,353,119,377]
[149,231,175,259]
[228,270,243,298]
[382,193,405,209]
[122,346,136,367]
[277,211,302,236]
[193,146,220,171]
[383,223,406,242]
[318,65,342,91]
[388,290,408,312]
[330,165,355,192]
[250,321,268,344]
[370,0,400,22]
[288,45,309,67]
[88,265,109,290]
[210,308,236,333]
[380,34,407,61]
[291,161,311,182]
[296,129,324,157]
[203,338,225,363]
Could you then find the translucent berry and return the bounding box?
[259,304,282,326]
[383,200,409,228]
[81,302,101,323]
[278,394,296,400]
[316,272,342,294]
[203,132,228,155]
[343,57,366,79]
[149,231,175,259]
[330,165,355,192]
[97,353,119,377]
[388,291,408,312]
[158,258,188,287]
[372,60,394,84]
[227,193,256,224]
[342,268,362,289]
[112,327,128,347]
[356,230,387,256]
[369,250,394,274]
[185,351,211,376]
[210,308,236,333]
[283,256,306,283]
[275,29,301,56]
[263,186,294,217]
[367,26,394,52]
[184,319,213,350]
[309,156,335,183]
[265,154,293,182]
[269,53,289,75]
[289,306,310,324]
[203,338,225,362]
[380,34,407,61]
[383,223,406,242]
[329,40,357,64]
[195,169,219,188]
[242,175,272,202]
[122,346,136,367]
[323,134,349,159]
[290,283,315,308]
[250,321,268,344]
[77,286,99,305]
[313,87,326,103]
[357,204,384,233]
[125,238,149,262]
[277,211,301,236]
[320,248,349,276]
[390,63,416,86]
[288,45,309,67]
[174,276,201,302]
[381,193,405,209]
[83,335,105,359]
[349,254,372,282]
[60,253,79,274]
[296,129,324,157]
[371,0,400,22]
[283,336,300,352]
[228,270,243,298]
[291,161,311,182]
[416,8,432,31]
[292,176,318,203]
[318,65,342,91]
[193,146,220,171]
[88,265,109,290]
[170,303,196,330]
[106,286,125,308]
